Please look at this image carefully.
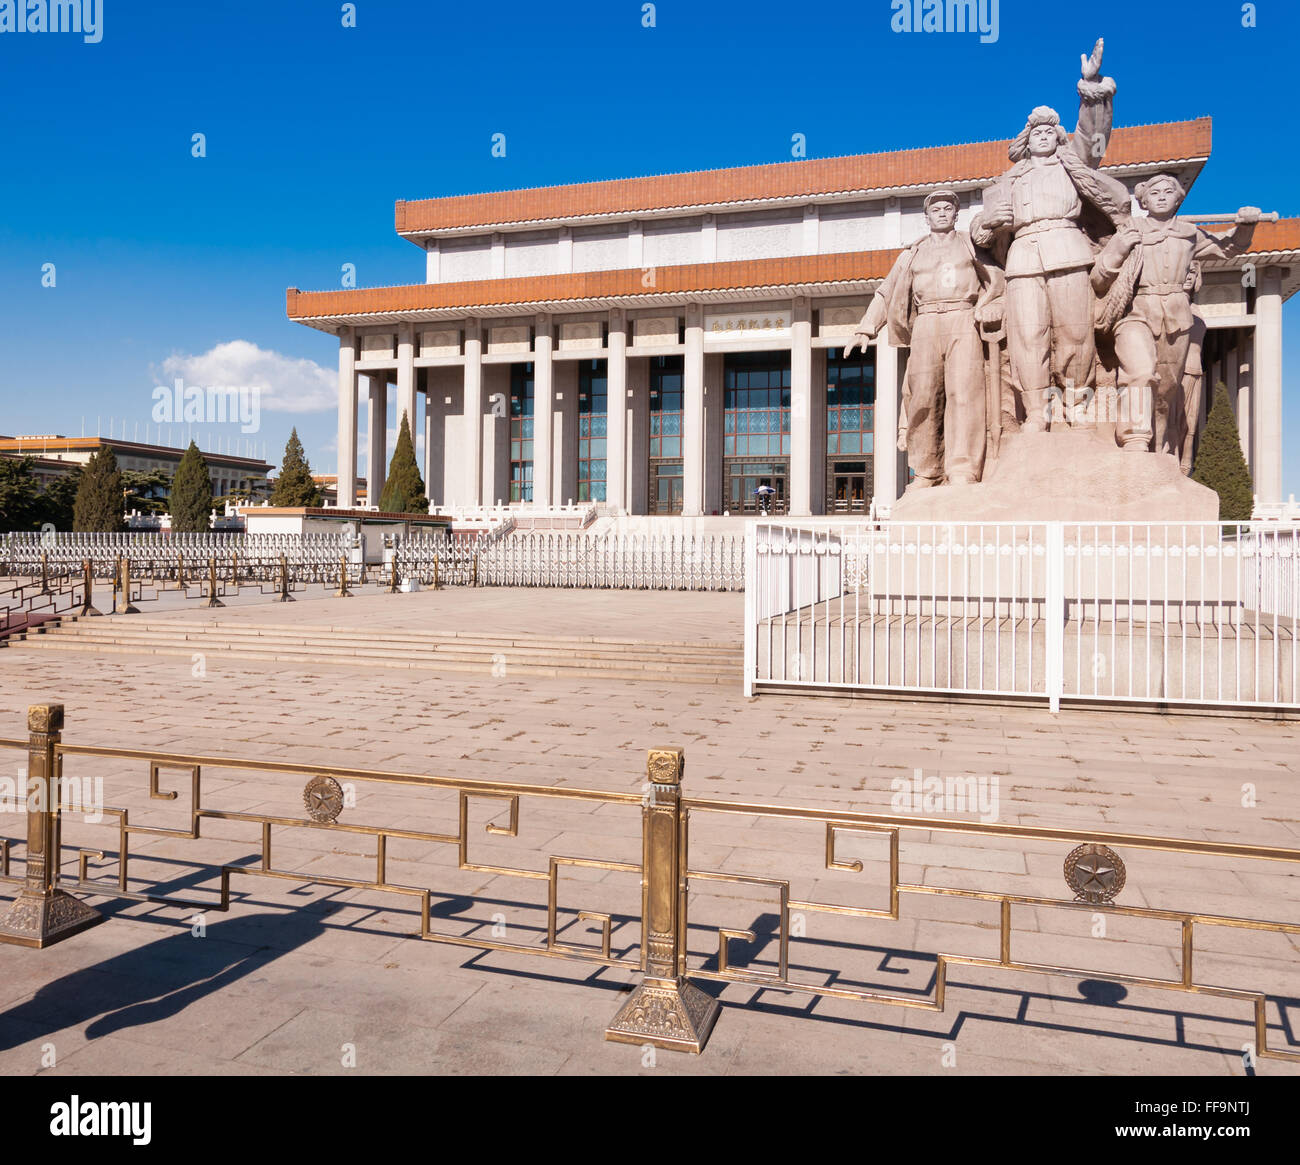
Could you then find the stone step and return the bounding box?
[30,638,732,674]
[88,618,732,652]
[35,626,740,664]
[19,639,737,683]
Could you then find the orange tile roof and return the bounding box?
[1197,218,1300,252]
[287,249,903,320]
[288,215,1300,322]
[395,119,1214,235]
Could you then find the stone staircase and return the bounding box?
[8,615,743,686]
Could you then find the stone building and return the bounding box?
[287,117,1295,517]
[0,435,272,500]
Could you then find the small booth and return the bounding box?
[238,506,453,564]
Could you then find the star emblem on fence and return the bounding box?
[1064,843,1126,904]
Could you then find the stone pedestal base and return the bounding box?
[0,890,103,949]
[605,978,720,1053]
[891,428,1219,524]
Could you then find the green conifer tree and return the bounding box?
[72,446,127,533]
[39,465,81,531]
[1191,382,1255,523]
[169,441,214,533]
[379,412,427,514]
[0,457,43,532]
[270,428,323,507]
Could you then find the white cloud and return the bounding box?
[155,340,334,413]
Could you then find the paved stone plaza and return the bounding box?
[0,588,1296,1075]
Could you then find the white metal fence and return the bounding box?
[745,521,1300,712]
[0,531,354,578]
[397,532,746,591]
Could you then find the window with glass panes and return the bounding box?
[510,363,534,502]
[648,356,684,459]
[826,347,876,455]
[577,359,607,502]
[724,352,790,457]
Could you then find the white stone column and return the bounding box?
[337,328,358,508]
[367,374,388,508]
[683,305,705,516]
[397,325,417,447]
[1254,268,1283,504]
[1238,331,1254,471]
[789,298,813,516]
[532,315,554,507]
[873,340,901,507]
[482,364,511,506]
[463,320,484,506]
[606,310,628,513]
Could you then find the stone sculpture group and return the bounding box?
[846,39,1261,495]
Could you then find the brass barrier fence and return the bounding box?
[0,570,95,638]
[0,553,398,626]
[0,703,1296,1061]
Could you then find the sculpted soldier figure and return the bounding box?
[1181,264,1207,474]
[970,39,1131,431]
[1091,174,1260,456]
[845,189,1004,489]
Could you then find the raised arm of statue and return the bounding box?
[1193,207,1262,262]
[1072,38,1115,168]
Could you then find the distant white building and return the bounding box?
[0,435,273,501]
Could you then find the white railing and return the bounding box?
[396,531,746,591]
[1253,495,1300,522]
[745,520,1300,712]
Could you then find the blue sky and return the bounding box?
[1,0,1297,494]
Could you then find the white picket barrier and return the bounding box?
[395,531,746,591]
[745,520,1300,712]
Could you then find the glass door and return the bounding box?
[650,462,684,514]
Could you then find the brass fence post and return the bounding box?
[472,551,479,587]
[204,556,225,608]
[0,705,102,947]
[433,553,440,590]
[277,553,294,603]
[177,552,186,590]
[39,552,49,596]
[75,559,100,617]
[114,557,139,615]
[389,557,400,593]
[606,747,719,1053]
[335,553,353,598]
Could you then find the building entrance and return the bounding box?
[650,461,684,514]
[827,458,872,513]
[726,459,788,514]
